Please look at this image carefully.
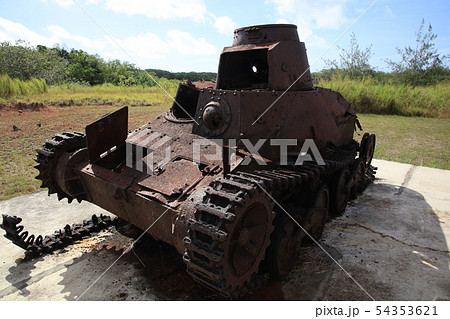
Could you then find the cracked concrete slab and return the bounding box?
[0,159,449,300]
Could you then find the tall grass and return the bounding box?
[41,81,178,106]
[3,73,449,118]
[3,79,180,107]
[0,74,48,98]
[319,77,450,118]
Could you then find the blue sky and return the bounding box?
[0,0,449,72]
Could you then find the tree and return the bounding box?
[386,19,449,86]
[103,59,141,86]
[0,40,68,84]
[66,49,105,85]
[324,33,375,79]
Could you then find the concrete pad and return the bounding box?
[0,159,449,300]
[282,159,450,301]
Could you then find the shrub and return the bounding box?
[0,74,48,98]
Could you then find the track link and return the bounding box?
[0,214,117,260]
[184,171,278,298]
[183,165,322,297]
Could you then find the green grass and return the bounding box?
[0,74,48,98]
[1,82,178,107]
[0,103,168,200]
[319,77,450,118]
[0,84,449,201]
[358,114,450,170]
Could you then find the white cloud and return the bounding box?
[106,30,217,63]
[268,0,296,16]
[268,0,348,30]
[384,6,395,19]
[267,0,349,47]
[214,16,238,35]
[40,0,207,23]
[102,0,207,22]
[113,32,170,60]
[0,16,216,62]
[0,17,59,46]
[47,25,106,49]
[275,18,290,24]
[167,30,217,55]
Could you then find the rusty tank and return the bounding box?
[4,24,377,297]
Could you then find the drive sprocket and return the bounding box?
[35,132,87,203]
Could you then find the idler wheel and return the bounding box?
[360,133,376,168]
[329,168,351,217]
[306,185,330,240]
[350,158,366,199]
[265,205,306,280]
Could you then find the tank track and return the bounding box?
[184,149,377,298]
[183,172,275,298]
[0,214,117,260]
[35,132,88,203]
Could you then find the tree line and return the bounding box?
[0,41,215,87]
[146,69,216,82]
[0,20,448,87]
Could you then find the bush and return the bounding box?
[318,76,449,118]
[0,74,48,98]
[0,41,68,85]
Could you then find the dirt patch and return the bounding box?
[0,102,47,112]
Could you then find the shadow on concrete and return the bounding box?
[3,182,449,300]
[4,257,40,298]
[297,182,450,301]
[58,239,223,300]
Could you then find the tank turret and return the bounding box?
[217,24,313,91]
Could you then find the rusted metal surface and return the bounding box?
[86,106,128,162]
[192,81,216,89]
[138,158,203,196]
[0,214,116,259]
[2,23,378,298]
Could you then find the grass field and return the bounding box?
[318,78,450,118]
[0,87,449,200]
[357,114,449,170]
[0,82,178,107]
[0,104,167,200]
